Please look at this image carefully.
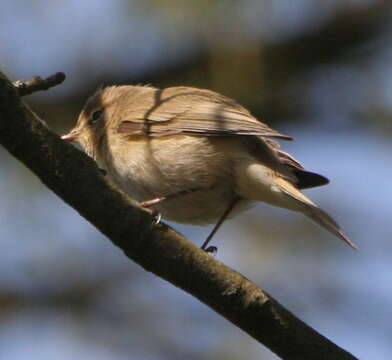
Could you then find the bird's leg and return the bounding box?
[140,197,165,224]
[140,196,167,208]
[201,196,240,253]
[140,188,200,207]
[140,188,200,224]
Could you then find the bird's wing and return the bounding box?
[262,138,329,189]
[117,87,293,140]
[116,86,327,189]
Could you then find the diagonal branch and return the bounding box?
[0,71,358,360]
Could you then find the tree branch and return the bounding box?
[0,71,357,360]
[13,72,66,97]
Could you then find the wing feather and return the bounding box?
[263,139,329,189]
[115,85,327,189]
[117,86,292,140]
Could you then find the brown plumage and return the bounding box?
[62,85,356,250]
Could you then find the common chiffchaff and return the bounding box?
[62,85,356,250]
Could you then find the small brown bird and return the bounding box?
[62,85,356,251]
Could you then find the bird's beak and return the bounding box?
[61,130,79,142]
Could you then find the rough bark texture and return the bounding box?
[0,72,358,360]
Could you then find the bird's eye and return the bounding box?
[90,110,103,125]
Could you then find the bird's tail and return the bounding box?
[235,161,357,249]
[272,176,358,249]
[304,205,357,250]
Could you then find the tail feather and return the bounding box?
[272,176,357,249]
[235,162,357,249]
[305,206,358,250]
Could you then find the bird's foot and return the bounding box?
[203,245,218,256]
[151,211,162,225]
[140,201,162,225]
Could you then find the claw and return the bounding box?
[141,205,162,225]
[205,246,218,256]
[152,211,162,225]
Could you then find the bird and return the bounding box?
[62,85,357,251]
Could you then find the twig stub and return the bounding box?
[13,72,66,97]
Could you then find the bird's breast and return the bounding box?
[102,135,243,224]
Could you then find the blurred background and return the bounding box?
[1,1,392,359]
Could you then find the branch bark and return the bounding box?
[0,71,358,360]
[13,72,65,97]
